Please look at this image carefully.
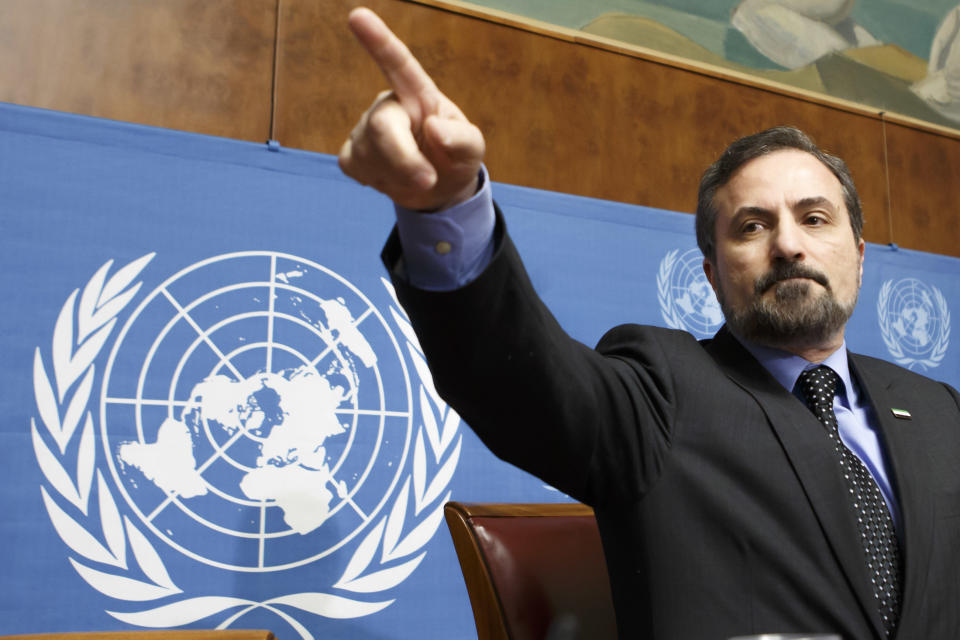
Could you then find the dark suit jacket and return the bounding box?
[383,216,960,639]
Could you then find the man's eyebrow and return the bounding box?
[793,196,836,210]
[732,205,773,218]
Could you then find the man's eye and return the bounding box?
[804,214,826,226]
[742,222,764,234]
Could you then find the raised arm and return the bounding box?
[338,9,676,508]
[338,7,485,212]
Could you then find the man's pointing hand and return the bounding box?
[339,7,485,212]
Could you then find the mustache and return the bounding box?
[754,262,830,294]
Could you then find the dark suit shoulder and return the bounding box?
[597,322,705,355]
[851,351,958,392]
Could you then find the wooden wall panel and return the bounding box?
[885,123,960,257]
[0,0,956,256]
[275,0,891,243]
[0,0,276,141]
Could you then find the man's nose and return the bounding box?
[770,217,805,261]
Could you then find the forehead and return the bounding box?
[715,149,845,215]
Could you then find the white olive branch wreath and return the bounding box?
[32,253,182,601]
[32,257,460,639]
[657,249,684,331]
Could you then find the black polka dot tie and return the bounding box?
[797,365,901,637]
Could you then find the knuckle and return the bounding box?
[367,106,394,135]
[350,118,366,141]
[337,144,357,174]
[337,150,351,173]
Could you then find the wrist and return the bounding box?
[419,170,483,213]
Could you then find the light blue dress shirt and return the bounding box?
[393,169,900,530]
[738,340,901,530]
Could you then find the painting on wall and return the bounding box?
[432,0,960,131]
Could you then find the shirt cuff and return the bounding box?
[393,166,495,291]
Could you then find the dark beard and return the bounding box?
[719,263,857,348]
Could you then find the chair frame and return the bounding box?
[444,501,607,640]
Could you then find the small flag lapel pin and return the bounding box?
[891,408,912,420]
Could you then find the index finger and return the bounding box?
[349,8,439,106]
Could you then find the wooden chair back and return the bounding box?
[444,501,616,640]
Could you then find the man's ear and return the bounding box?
[703,258,718,293]
[857,238,865,286]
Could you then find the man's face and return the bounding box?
[702,149,865,351]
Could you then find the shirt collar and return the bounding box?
[735,335,855,407]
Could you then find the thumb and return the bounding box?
[422,114,485,169]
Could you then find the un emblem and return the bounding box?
[878,277,951,371]
[31,252,460,634]
[657,248,724,338]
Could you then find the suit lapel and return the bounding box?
[849,355,935,636]
[704,328,883,637]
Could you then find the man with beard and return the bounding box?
[339,8,960,639]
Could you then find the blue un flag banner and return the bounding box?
[1,102,958,638]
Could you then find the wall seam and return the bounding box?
[880,113,894,246]
[269,0,282,143]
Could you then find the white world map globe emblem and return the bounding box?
[878,277,951,370]
[658,248,724,338]
[99,252,413,571]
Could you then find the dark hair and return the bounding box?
[695,126,863,262]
